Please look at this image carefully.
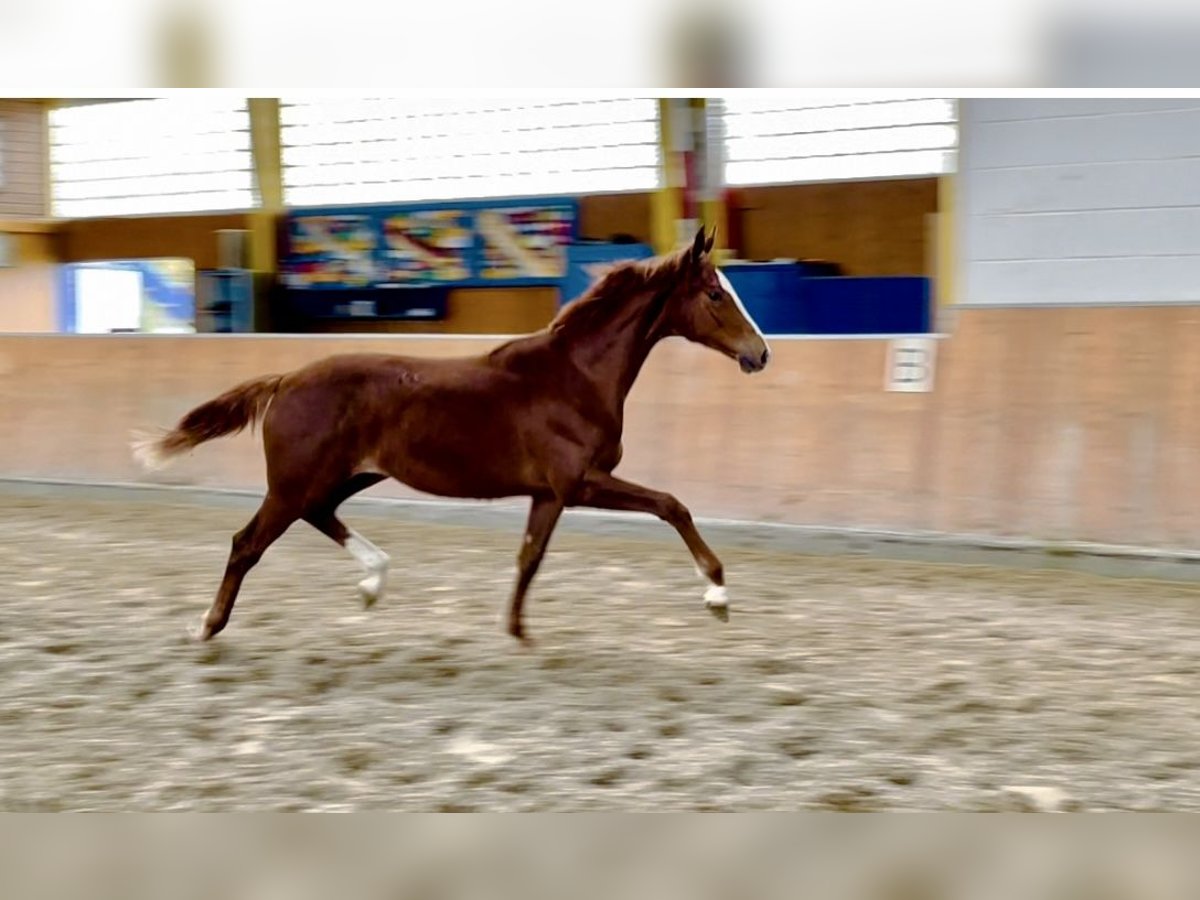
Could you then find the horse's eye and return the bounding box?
[707,288,723,302]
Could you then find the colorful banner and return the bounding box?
[284,215,378,288]
[380,209,473,284]
[477,205,574,280]
[281,199,578,291]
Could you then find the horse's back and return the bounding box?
[262,350,534,493]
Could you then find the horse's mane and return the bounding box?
[548,247,691,336]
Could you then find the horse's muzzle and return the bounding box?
[738,347,771,374]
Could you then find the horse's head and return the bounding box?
[665,227,771,373]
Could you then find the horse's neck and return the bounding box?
[560,289,663,412]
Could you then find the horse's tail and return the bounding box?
[131,374,284,471]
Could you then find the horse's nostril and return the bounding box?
[739,347,770,374]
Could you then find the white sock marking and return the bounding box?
[346,529,389,602]
[704,584,729,609]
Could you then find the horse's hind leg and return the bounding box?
[303,473,389,608]
[305,513,389,608]
[506,495,564,642]
[198,494,298,640]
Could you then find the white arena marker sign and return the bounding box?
[886,338,937,393]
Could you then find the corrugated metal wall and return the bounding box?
[0,100,48,219]
[959,98,1200,305]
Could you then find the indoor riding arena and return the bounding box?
[2,96,1199,812]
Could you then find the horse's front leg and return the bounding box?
[506,493,565,642]
[570,471,730,621]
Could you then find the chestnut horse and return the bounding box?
[133,228,770,642]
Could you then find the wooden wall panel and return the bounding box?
[733,178,937,275]
[0,264,56,332]
[4,305,1198,548]
[57,213,252,269]
[578,191,653,244]
[0,224,58,332]
[305,288,559,336]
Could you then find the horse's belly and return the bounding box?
[377,426,538,500]
[390,463,528,499]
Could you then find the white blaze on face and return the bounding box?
[716,268,768,349]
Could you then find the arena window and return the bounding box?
[48,99,256,218]
[279,96,661,206]
[714,96,956,186]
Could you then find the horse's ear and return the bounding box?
[704,227,716,254]
[690,226,707,264]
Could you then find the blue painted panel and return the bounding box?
[721,263,932,335]
[800,277,931,334]
[721,263,808,334]
[561,242,655,307]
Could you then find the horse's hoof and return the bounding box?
[190,618,214,642]
[704,584,730,622]
[357,576,384,610]
[506,621,533,648]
